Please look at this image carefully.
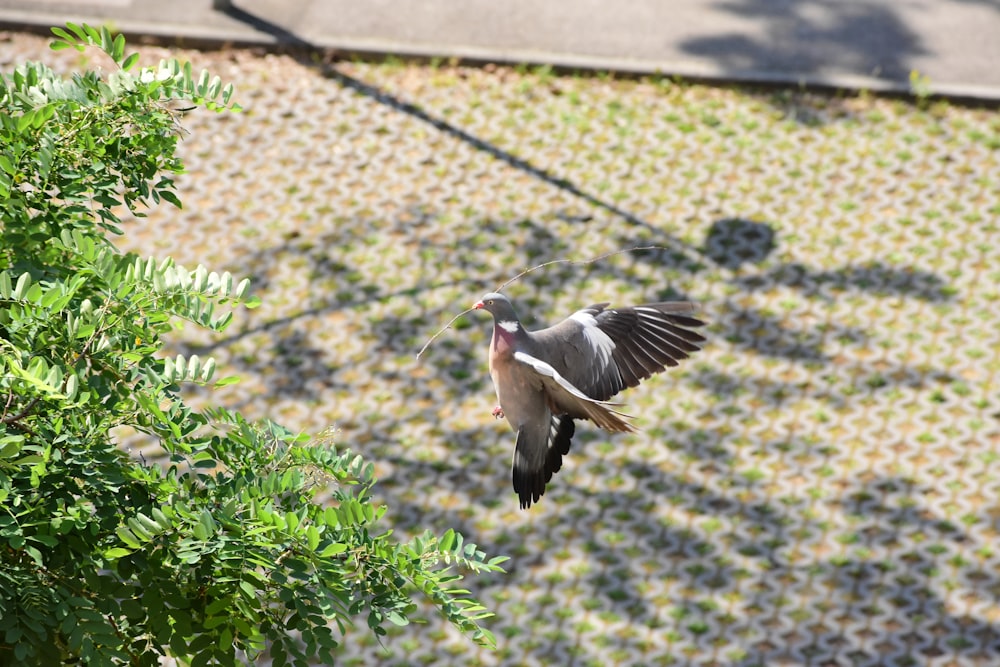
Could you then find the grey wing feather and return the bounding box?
[588,302,706,401]
[512,351,633,432]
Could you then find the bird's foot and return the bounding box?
[491,406,505,419]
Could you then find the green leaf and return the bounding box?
[319,542,346,558]
[50,26,75,43]
[24,545,43,566]
[30,534,58,547]
[207,75,222,100]
[132,512,164,536]
[159,189,182,208]
[238,580,256,600]
[13,270,31,299]
[64,22,90,44]
[386,610,409,626]
[16,111,34,133]
[151,507,173,528]
[203,614,228,630]
[116,526,141,549]
[205,598,230,616]
[25,282,43,303]
[306,525,320,551]
[197,68,211,95]
[439,528,455,553]
[99,25,114,53]
[112,33,125,62]
[201,357,216,383]
[121,52,140,71]
[64,373,79,400]
[198,510,216,536]
[0,435,24,459]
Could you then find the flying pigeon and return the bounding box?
[473,292,706,509]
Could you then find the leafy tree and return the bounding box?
[0,23,504,666]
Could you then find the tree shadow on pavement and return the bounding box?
[360,425,1000,665]
[159,20,989,663]
[678,0,929,86]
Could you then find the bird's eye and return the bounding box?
[487,299,494,305]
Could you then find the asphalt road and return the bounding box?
[2,0,999,99]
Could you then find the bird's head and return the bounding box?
[473,292,520,325]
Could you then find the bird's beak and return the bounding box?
[473,300,484,310]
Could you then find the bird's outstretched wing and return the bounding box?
[536,302,706,401]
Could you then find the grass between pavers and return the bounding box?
[5,31,1000,666]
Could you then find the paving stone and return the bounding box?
[3,31,999,667]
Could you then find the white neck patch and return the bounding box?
[498,320,520,333]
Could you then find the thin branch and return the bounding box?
[2,388,14,421]
[2,395,41,426]
[415,245,672,360]
[492,244,670,293]
[414,307,475,361]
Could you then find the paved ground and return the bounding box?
[2,0,1000,99]
[3,13,1000,667]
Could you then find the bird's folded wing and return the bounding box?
[513,351,634,432]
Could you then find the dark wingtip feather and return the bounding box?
[546,417,574,475]
[514,466,544,509]
[664,313,707,330]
